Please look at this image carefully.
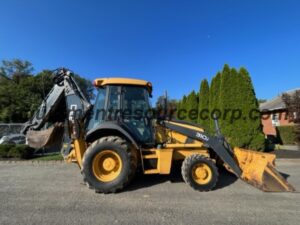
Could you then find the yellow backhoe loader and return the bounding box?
[22,68,295,193]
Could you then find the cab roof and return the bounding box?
[93,78,152,93]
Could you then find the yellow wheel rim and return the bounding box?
[92,150,122,182]
[192,163,212,185]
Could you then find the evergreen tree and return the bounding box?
[185,91,198,123]
[236,67,265,150]
[208,65,265,150]
[176,100,181,116]
[181,95,187,112]
[215,65,265,150]
[177,95,187,120]
[198,79,210,131]
[219,65,237,140]
[209,72,222,132]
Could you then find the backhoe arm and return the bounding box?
[22,68,91,149]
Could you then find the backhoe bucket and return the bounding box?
[26,123,64,149]
[233,148,295,192]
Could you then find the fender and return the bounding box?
[85,122,139,149]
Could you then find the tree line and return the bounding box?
[176,64,265,150]
[0,59,93,123]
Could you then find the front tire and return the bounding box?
[81,136,137,193]
[181,154,219,192]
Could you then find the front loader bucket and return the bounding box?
[26,123,64,149]
[233,148,295,192]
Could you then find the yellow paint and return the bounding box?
[172,149,209,160]
[167,121,204,132]
[144,169,160,174]
[192,163,212,185]
[157,148,173,174]
[142,148,173,174]
[233,147,275,181]
[165,143,204,149]
[65,149,76,163]
[94,77,152,93]
[233,147,295,192]
[169,131,189,143]
[74,138,86,168]
[155,124,168,143]
[141,147,209,174]
[155,123,204,145]
[92,150,122,182]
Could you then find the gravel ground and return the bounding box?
[0,159,299,225]
[272,150,300,159]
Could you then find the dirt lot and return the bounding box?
[0,159,299,225]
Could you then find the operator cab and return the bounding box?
[87,78,154,146]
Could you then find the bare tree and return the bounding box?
[282,90,300,145]
[155,94,178,119]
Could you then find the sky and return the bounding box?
[0,0,299,102]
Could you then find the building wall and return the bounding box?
[261,110,293,137]
[262,113,276,136]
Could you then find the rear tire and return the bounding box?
[81,136,137,193]
[181,154,219,192]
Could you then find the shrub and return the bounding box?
[248,133,266,151]
[295,125,300,145]
[0,144,14,158]
[0,144,34,159]
[277,126,296,145]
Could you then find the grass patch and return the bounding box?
[33,153,63,161]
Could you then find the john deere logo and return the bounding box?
[196,132,209,141]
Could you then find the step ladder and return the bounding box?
[140,148,173,174]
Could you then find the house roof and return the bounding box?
[260,88,300,111]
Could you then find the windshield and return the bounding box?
[122,86,151,114]
[122,86,153,144]
[87,87,106,130]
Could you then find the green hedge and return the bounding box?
[0,144,34,159]
[277,126,296,145]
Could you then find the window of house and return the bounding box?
[271,113,280,126]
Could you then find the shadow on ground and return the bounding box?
[126,165,238,192]
[279,172,290,179]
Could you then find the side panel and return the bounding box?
[85,122,139,149]
[172,149,209,160]
[157,149,173,174]
[142,147,209,174]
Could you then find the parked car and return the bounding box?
[0,134,26,145]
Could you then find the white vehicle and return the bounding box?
[0,134,26,145]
